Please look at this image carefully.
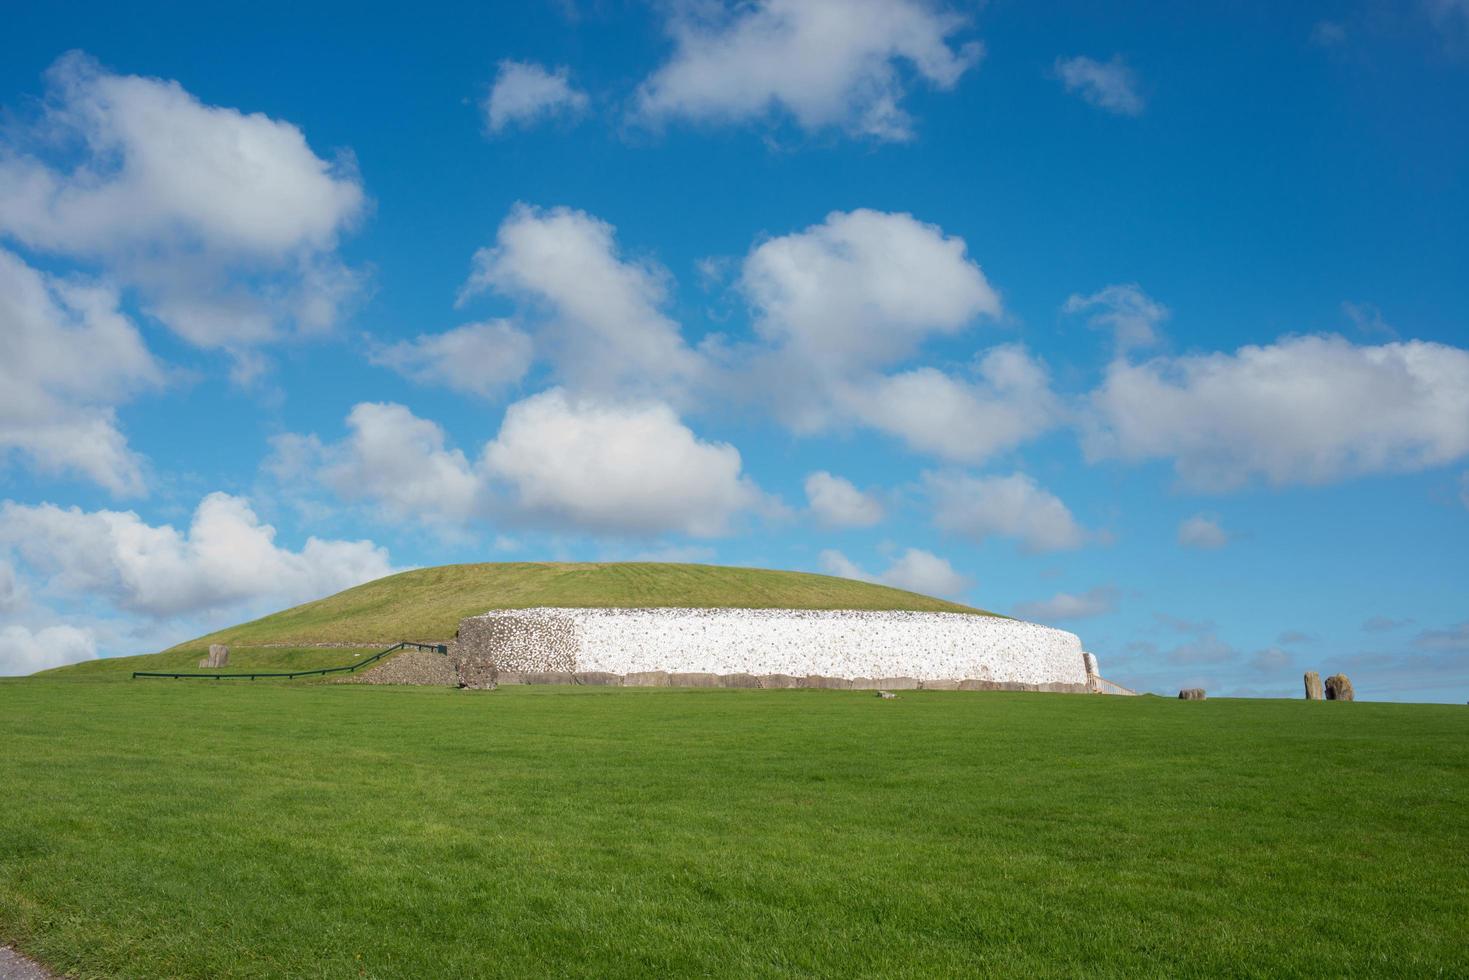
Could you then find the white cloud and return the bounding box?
[1054,55,1144,116]
[484,61,589,132]
[0,52,367,349]
[309,403,483,523]
[1085,335,1469,490]
[742,209,1000,370]
[0,248,162,494]
[1064,283,1168,351]
[484,389,762,537]
[369,320,534,399]
[1178,514,1229,550]
[0,559,27,612]
[1414,622,1469,652]
[461,204,703,401]
[819,547,970,598]
[841,346,1059,463]
[0,493,392,619]
[1249,647,1291,672]
[804,471,883,527]
[0,624,97,676]
[635,0,982,141]
[926,471,1092,552]
[732,209,1051,461]
[1013,586,1118,622]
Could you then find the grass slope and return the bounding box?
[1,682,1464,976]
[182,562,989,649]
[38,646,385,680]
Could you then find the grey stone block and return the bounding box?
[623,671,671,687]
[574,671,623,686]
[669,672,722,687]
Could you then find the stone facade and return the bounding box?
[449,607,1096,692]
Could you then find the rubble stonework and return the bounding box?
[450,607,1095,691]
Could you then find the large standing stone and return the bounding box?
[200,644,229,669]
[1325,674,1355,701]
[1303,671,1324,700]
[1178,688,1206,700]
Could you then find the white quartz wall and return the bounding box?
[458,607,1091,687]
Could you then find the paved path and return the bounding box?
[0,946,55,980]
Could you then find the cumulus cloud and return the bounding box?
[0,248,162,494]
[0,559,27,612]
[369,320,534,399]
[311,403,483,523]
[819,547,970,597]
[1178,514,1229,549]
[484,389,762,537]
[461,204,703,401]
[0,52,367,350]
[0,624,97,676]
[0,493,392,619]
[484,61,589,132]
[1085,335,1469,490]
[1064,283,1168,352]
[804,471,883,527]
[635,0,982,140]
[1054,55,1144,116]
[1013,586,1119,622]
[840,346,1060,463]
[742,209,1000,370]
[277,393,767,538]
[926,471,1092,552]
[732,209,1053,461]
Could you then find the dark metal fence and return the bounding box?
[131,641,448,681]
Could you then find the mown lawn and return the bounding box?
[1,681,1465,978]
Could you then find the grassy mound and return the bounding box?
[43,562,992,679]
[179,561,990,648]
[0,681,1464,976]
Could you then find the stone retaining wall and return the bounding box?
[451,607,1095,692]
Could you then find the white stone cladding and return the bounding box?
[454,607,1092,688]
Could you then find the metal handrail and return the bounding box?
[131,641,448,681]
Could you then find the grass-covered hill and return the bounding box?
[43,563,992,677]
[172,562,991,649]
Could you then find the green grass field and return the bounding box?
[2,679,1465,977]
[156,562,991,652]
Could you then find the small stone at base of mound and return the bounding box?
[1304,671,1324,700]
[1179,688,1206,700]
[877,691,897,699]
[1324,674,1355,701]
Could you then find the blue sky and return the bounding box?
[1,0,1466,700]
